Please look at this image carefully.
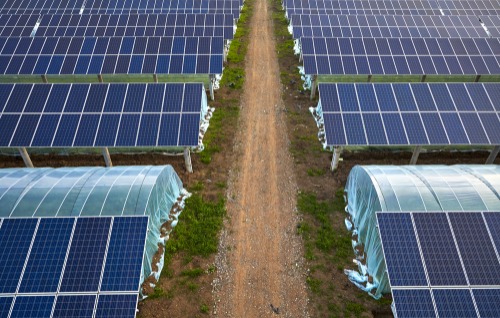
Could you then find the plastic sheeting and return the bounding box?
[344,165,500,298]
[0,165,189,292]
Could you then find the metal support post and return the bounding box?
[420,75,427,82]
[209,74,215,101]
[19,148,34,168]
[486,146,500,164]
[102,147,113,167]
[223,41,228,63]
[41,75,48,83]
[310,75,318,100]
[410,146,422,165]
[153,74,158,83]
[97,74,103,83]
[367,75,372,82]
[184,147,193,173]
[474,75,481,82]
[330,147,342,171]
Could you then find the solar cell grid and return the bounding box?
[0,83,204,148]
[391,289,436,317]
[0,36,224,75]
[318,83,500,147]
[301,37,500,75]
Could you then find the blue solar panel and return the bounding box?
[317,83,500,147]
[392,289,436,318]
[377,213,427,287]
[59,217,111,292]
[53,295,96,318]
[95,294,138,318]
[448,213,500,285]
[0,83,205,148]
[10,296,55,318]
[473,289,500,318]
[0,36,224,75]
[413,213,467,286]
[0,297,13,317]
[433,289,477,318]
[101,217,148,291]
[19,218,75,293]
[0,218,38,293]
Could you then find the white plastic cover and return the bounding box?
[344,164,500,298]
[0,165,189,290]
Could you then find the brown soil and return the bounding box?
[212,0,309,316]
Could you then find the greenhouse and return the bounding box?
[343,164,500,298]
[0,165,189,292]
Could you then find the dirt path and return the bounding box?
[212,0,309,316]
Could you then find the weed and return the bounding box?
[216,181,226,189]
[200,304,210,314]
[207,264,216,273]
[219,67,245,89]
[181,268,205,278]
[187,282,199,292]
[189,181,204,192]
[307,167,325,177]
[164,194,225,258]
[306,276,322,294]
[344,302,366,318]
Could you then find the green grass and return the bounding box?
[306,276,323,294]
[219,67,245,89]
[200,304,210,314]
[181,268,205,278]
[225,3,253,64]
[199,99,239,164]
[307,167,326,177]
[343,302,366,318]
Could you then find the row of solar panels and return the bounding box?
[377,212,500,317]
[0,36,224,75]
[0,0,243,16]
[0,13,235,39]
[317,83,500,146]
[291,14,500,38]
[0,216,147,317]
[0,83,205,147]
[302,37,500,75]
[284,0,500,16]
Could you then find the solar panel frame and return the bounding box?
[0,36,225,75]
[0,83,205,148]
[317,83,500,147]
[301,37,500,75]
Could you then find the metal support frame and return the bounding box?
[19,147,34,168]
[153,74,158,83]
[41,75,48,83]
[310,75,318,100]
[184,147,193,173]
[420,75,427,82]
[367,74,372,82]
[97,74,103,83]
[486,146,500,164]
[331,147,342,171]
[410,146,422,165]
[475,75,481,82]
[102,147,113,167]
[223,40,228,63]
[209,74,215,101]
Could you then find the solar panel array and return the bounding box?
[0,216,147,318]
[284,0,500,16]
[0,0,243,16]
[0,83,205,147]
[318,83,500,146]
[302,37,500,75]
[33,14,234,39]
[377,211,500,318]
[481,15,500,37]
[0,36,224,75]
[291,14,489,38]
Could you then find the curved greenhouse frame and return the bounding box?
[344,165,500,298]
[0,165,189,290]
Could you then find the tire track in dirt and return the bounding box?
[212,0,309,316]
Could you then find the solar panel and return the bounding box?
[34,14,235,39]
[481,16,500,37]
[317,83,500,147]
[0,14,38,37]
[301,37,500,75]
[378,212,500,318]
[0,36,224,75]
[0,216,147,318]
[0,83,205,148]
[291,14,488,38]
